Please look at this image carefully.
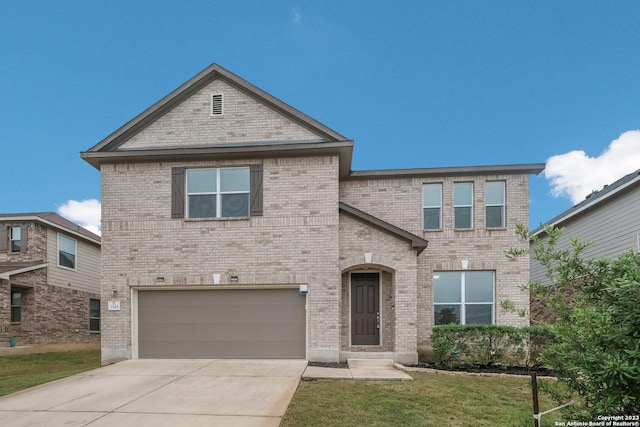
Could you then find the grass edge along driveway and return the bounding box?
[282,371,561,426]
[0,349,101,397]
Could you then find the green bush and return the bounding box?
[431,324,553,369]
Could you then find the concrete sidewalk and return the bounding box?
[302,359,412,381]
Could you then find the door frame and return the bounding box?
[348,271,382,346]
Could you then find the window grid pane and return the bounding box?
[433,271,494,325]
[187,168,250,218]
[423,184,442,230]
[485,181,505,228]
[454,183,473,229]
[59,235,76,269]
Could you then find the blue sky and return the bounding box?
[2,1,640,234]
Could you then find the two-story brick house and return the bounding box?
[81,64,544,365]
[0,212,101,347]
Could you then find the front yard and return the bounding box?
[0,349,101,396]
[0,350,561,425]
[282,371,560,426]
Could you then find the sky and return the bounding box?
[2,1,640,235]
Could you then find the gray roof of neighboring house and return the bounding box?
[0,212,100,245]
[532,168,640,235]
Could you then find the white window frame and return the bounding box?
[9,226,21,253]
[58,233,77,271]
[433,271,495,325]
[454,182,474,229]
[186,167,250,218]
[422,183,442,230]
[485,181,505,228]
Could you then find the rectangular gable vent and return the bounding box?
[211,93,223,116]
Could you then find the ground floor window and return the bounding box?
[11,290,22,323]
[433,271,494,325]
[89,298,100,332]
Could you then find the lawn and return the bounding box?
[281,371,561,427]
[0,349,101,397]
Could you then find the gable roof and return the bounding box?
[532,168,640,236]
[339,202,428,254]
[0,212,101,245]
[81,63,352,172]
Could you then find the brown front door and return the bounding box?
[351,272,380,345]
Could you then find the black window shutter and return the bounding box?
[171,167,186,219]
[250,164,263,216]
[0,226,7,252]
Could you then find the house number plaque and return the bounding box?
[108,300,121,311]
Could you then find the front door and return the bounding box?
[351,273,380,345]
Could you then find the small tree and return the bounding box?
[505,224,640,416]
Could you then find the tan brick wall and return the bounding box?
[121,79,323,150]
[340,174,531,360]
[338,214,419,363]
[100,155,341,363]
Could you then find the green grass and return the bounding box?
[0,349,101,396]
[282,372,562,426]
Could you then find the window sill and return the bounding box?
[57,265,77,272]
[454,228,475,232]
[423,228,443,232]
[184,216,250,222]
[486,227,507,231]
[89,331,101,334]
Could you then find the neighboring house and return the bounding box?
[0,212,101,347]
[530,169,640,285]
[81,64,544,365]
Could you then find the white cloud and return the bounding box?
[545,130,640,204]
[57,199,102,236]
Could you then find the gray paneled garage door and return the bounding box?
[138,289,306,359]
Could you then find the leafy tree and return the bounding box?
[505,224,640,416]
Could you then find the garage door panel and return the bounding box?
[138,289,305,359]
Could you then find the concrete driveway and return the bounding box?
[0,359,307,427]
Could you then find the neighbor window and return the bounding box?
[186,167,250,218]
[423,184,442,230]
[89,299,100,332]
[485,181,505,228]
[11,290,21,323]
[10,226,21,252]
[433,271,494,325]
[58,234,77,269]
[454,182,473,229]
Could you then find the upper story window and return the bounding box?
[454,182,473,229]
[423,184,442,230]
[485,181,505,228]
[10,226,21,252]
[58,234,77,270]
[186,167,250,218]
[433,271,494,325]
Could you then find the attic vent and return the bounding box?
[211,93,223,116]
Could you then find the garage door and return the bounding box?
[137,288,306,359]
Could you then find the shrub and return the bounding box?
[431,324,553,369]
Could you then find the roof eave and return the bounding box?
[347,163,546,180]
[81,140,354,178]
[339,202,428,254]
